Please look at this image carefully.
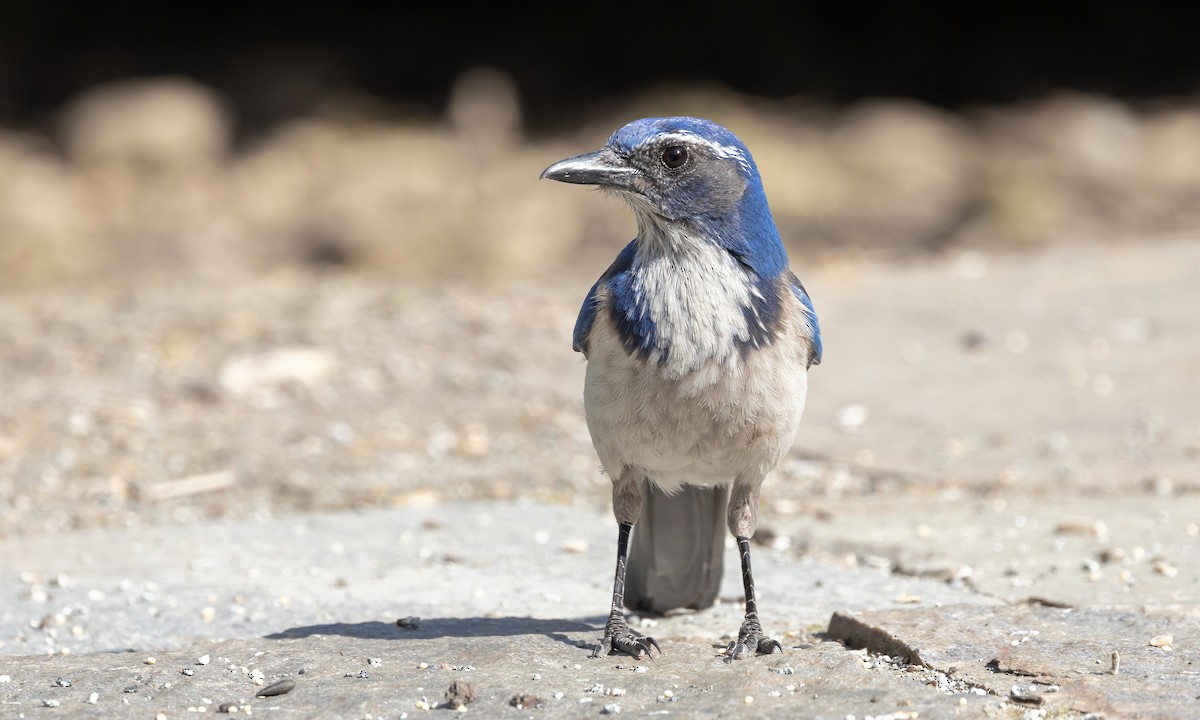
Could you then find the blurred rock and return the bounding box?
[219,347,336,400]
[60,77,231,171]
[0,132,95,284]
[446,66,523,149]
[0,80,1198,288]
[825,99,979,250]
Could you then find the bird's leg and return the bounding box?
[725,483,782,659]
[592,476,661,659]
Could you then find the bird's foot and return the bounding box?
[591,612,661,660]
[724,618,782,660]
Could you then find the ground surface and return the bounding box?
[2,237,1199,717]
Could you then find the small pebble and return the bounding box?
[445,679,476,709]
[217,703,238,713]
[769,666,795,675]
[396,616,421,629]
[561,539,589,554]
[183,668,196,676]
[554,691,564,699]
[197,654,211,665]
[0,675,9,683]
[54,677,72,687]
[368,657,382,667]
[256,679,296,697]
[1149,634,1173,649]
[44,699,61,707]
[602,702,621,714]
[86,692,99,704]
[607,687,626,697]
[510,693,541,709]
[145,657,157,665]
[1153,560,1179,577]
[744,696,754,704]
[634,666,648,673]
[123,686,139,694]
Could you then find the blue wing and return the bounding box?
[573,240,638,354]
[788,272,822,367]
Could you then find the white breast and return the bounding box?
[583,238,810,491]
[629,224,769,378]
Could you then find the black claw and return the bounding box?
[595,617,662,659]
[759,638,783,654]
[725,624,783,660]
[613,631,661,659]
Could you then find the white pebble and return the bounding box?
[560,539,589,554]
[197,654,211,665]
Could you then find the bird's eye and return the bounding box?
[662,145,688,169]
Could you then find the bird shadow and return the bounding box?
[264,615,603,652]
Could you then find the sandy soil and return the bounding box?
[2,236,1197,540]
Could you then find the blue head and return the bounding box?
[541,117,788,278]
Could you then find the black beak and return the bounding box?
[540,147,638,188]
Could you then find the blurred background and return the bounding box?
[2,2,1199,539]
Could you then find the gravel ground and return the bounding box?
[2,235,1198,541]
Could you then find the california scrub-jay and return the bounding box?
[541,117,822,660]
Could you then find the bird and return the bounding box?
[540,117,822,660]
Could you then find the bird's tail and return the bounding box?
[625,484,728,614]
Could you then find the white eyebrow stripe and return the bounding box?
[655,131,752,172]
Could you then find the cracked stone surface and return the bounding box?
[830,604,1200,719]
[3,496,1196,717]
[2,502,1015,718]
[785,494,1200,608]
